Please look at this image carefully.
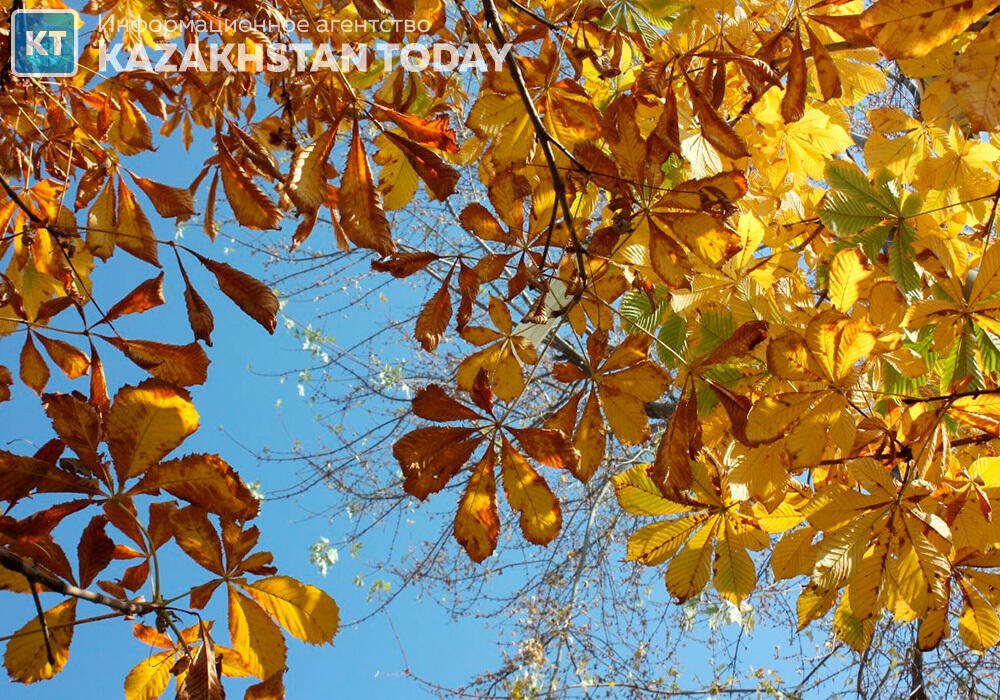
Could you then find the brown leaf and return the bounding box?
[684,73,750,159]
[411,385,481,422]
[383,131,459,201]
[392,426,480,499]
[470,367,494,415]
[203,171,220,241]
[77,515,115,587]
[101,337,209,386]
[131,175,196,220]
[175,624,224,700]
[699,320,769,367]
[193,253,278,334]
[101,272,165,324]
[245,673,284,700]
[42,393,102,473]
[339,121,396,255]
[370,251,440,278]
[177,257,214,345]
[705,379,752,445]
[415,277,452,352]
[220,151,282,230]
[287,132,336,214]
[172,505,225,575]
[88,340,109,414]
[781,27,807,123]
[651,388,699,493]
[509,427,581,473]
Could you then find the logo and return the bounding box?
[11,9,78,77]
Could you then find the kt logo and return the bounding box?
[11,9,78,77]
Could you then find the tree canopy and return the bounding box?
[4,0,1000,696]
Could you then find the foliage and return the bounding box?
[5,0,1000,695]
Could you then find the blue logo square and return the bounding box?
[11,9,78,77]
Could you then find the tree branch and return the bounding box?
[0,548,159,616]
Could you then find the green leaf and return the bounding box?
[696,309,736,357]
[888,224,921,299]
[657,311,688,367]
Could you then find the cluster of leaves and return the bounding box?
[6,0,1000,693]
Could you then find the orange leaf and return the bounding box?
[19,334,50,395]
[36,335,90,379]
[699,320,769,367]
[172,505,225,575]
[574,390,606,482]
[781,26,807,123]
[117,179,160,267]
[339,121,396,255]
[370,104,460,153]
[101,272,165,324]
[131,175,196,220]
[454,447,500,563]
[101,336,209,386]
[500,437,561,545]
[219,151,282,230]
[132,453,259,521]
[88,340,109,414]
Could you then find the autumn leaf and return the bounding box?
[228,586,287,680]
[3,599,76,683]
[105,379,199,481]
[239,576,339,645]
[339,121,396,256]
[500,437,561,545]
[219,151,282,230]
[192,253,279,334]
[132,453,259,521]
[454,448,500,563]
[101,272,165,323]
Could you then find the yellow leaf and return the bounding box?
[861,0,1000,59]
[664,517,719,602]
[796,584,837,630]
[3,599,76,683]
[959,582,999,650]
[105,379,199,481]
[123,650,174,700]
[627,513,709,566]
[713,521,756,603]
[86,179,116,260]
[828,249,869,311]
[833,593,874,651]
[612,463,692,517]
[952,15,1000,132]
[500,437,561,545]
[227,586,287,680]
[771,525,817,580]
[240,576,340,645]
